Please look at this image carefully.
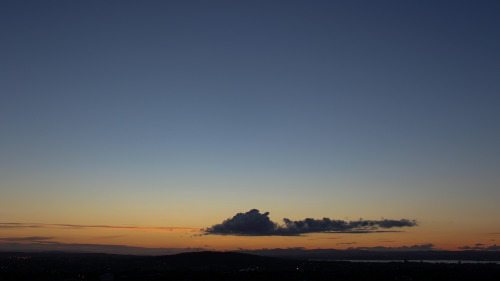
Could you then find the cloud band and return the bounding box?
[206,209,417,236]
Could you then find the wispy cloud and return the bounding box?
[0,223,42,229]
[93,235,124,239]
[337,242,357,245]
[53,223,199,232]
[458,244,500,251]
[348,244,435,251]
[307,237,341,241]
[0,236,54,242]
[0,240,205,255]
[0,223,200,232]
[206,209,418,236]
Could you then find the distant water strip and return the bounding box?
[330,260,500,264]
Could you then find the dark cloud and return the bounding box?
[282,217,417,234]
[348,244,435,251]
[459,244,500,251]
[206,209,278,236]
[487,245,500,250]
[206,209,418,236]
[0,236,53,242]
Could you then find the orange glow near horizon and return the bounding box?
[2,219,499,253]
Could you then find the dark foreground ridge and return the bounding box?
[1,251,500,281]
[239,248,500,261]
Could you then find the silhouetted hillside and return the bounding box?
[1,251,500,280]
[238,248,500,261]
[159,251,292,270]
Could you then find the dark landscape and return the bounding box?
[1,251,500,281]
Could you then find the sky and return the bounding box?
[1,0,499,254]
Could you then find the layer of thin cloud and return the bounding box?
[53,224,199,232]
[0,223,42,229]
[0,223,199,232]
[348,244,435,251]
[459,244,500,251]
[0,240,205,255]
[206,209,418,236]
[337,242,357,245]
[0,236,54,242]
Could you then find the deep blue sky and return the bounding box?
[1,1,499,242]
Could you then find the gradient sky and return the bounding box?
[1,0,499,254]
